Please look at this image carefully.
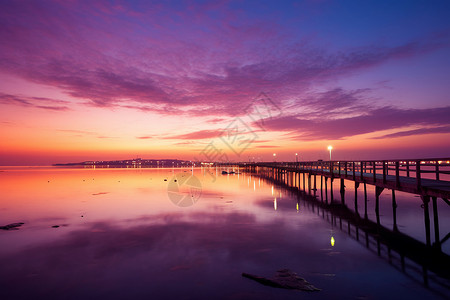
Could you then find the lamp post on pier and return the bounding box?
[295,153,298,163]
[328,145,333,161]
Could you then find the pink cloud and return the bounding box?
[371,125,450,139]
[0,1,447,119]
[0,93,70,111]
[263,106,450,140]
[164,130,222,140]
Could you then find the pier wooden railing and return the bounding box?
[266,158,450,183]
[218,158,450,199]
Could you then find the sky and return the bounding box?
[0,0,449,165]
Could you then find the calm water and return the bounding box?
[0,167,449,299]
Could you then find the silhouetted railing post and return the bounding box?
[435,161,440,181]
[395,161,400,188]
[360,162,364,181]
[373,161,376,183]
[352,161,356,181]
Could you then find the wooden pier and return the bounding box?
[262,176,450,294]
[218,158,450,251]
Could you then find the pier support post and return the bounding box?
[392,190,398,231]
[294,172,297,188]
[324,177,328,204]
[313,175,317,196]
[303,172,306,192]
[340,178,345,204]
[421,195,431,247]
[330,178,334,203]
[320,176,323,201]
[354,182,360,215]
[364,183,368,218]
[375,186,384,225]
[292,172,295,187]
[308,173,311,194]
[432,196,440,250]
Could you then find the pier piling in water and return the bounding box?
[222,158,450,254]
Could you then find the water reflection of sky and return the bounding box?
[0,167,448,299]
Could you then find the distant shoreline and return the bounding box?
[53,158,194,168]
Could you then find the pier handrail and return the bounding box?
[227,158,450,182]
[216,158,450,198]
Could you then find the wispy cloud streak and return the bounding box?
[0,93,69,111]
[0,1,448,117]
[263,106,450,140]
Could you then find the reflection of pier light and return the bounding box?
[331,236,335,247]
[274,198,277,210]
[253,180,256,191]
[296,202,299,212]
[271,186,274,196]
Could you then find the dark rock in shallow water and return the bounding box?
[242,269,320,291]
[52,225,60,228]
[0,222,24,230]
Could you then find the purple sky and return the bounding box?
[0,0,449,164]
